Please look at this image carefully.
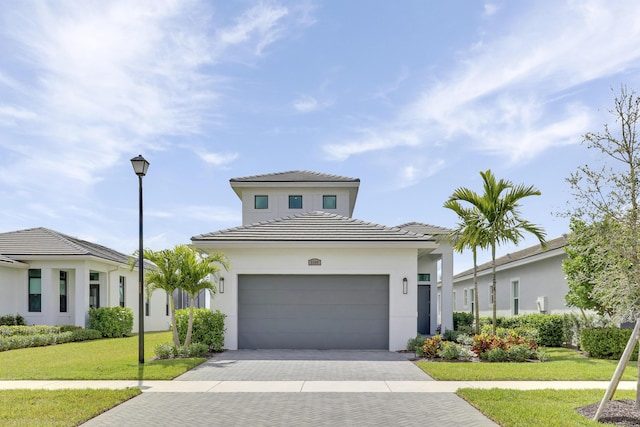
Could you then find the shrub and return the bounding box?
[88,307,134,338]
[438,341,474,361]
[508,344,534,362]
[175,309,226,351]
[154,342,209,359]
[453,312,474,330]
[483,347,508,362]
[500,314,565,347]
[455,333,475,347]
[406,335,427,352]
[70,328,102,342]
[0,314,26,326]
[442,329,462,342]
[421,335,443,358]
[580,327,639,360]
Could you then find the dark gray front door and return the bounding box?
[417,285,431,335]
[238,275,389,349]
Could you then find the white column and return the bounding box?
[74,266,88,327]
[440,251,454,332]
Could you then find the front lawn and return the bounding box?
[0,388,141,426]
[0,331,205,380]
[458,388,635,427]
[418,347,638,381]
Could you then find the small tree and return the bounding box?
[446,170,546,333]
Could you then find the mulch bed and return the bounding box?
[577,400,640,426]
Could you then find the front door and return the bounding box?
[89,284,100,308]
[417,285,431,335]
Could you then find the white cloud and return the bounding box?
[198,151,240,167]
[293,95,332,113]
[323,0,640,163]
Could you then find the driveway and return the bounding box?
[82,350,498,426]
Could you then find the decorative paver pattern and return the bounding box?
[82,392,497,427]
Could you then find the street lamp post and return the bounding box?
[131,155,149,364]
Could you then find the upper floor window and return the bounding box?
[60,271,68,313]
[417,273,430,282]
[255,195,268,209]
[28,269,42,313]
[289,195,303,209]
[323,195,337,210]
[89,272,100,282]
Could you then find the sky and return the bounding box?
[1,0,640,273]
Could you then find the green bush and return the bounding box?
[70,328,102,342]
[175,309,226,351]
[0,325,61,336]
[406,334,426,351]
[580,327,639,360]
[508,344,534,362]
[0,314,26,326]
[88,307,134,338]
[483,347,508,362]
[443,329,462,342]
[421,335,443,358]
[154,342,209,359]
[483,314,565,347]
[453,312,474,330]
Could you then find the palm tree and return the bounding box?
[443,202,487,334]
[179,248,230,346]
[447,170,546,333]
[134,246,187,346]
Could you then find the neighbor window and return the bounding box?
[289,195,303,209]
[470,288,475,314]
[512,280,520,315]
[322,195,337,210]
[452,290,457,310]
[145,297,150,316]
[59,271,68,313]
[417,273,430,282]
[166,293,170,316]
[28,269,42,312]
[255,195,268,209]
[119,276,125,308]
[463,289,468,307]
[489,285,494,305]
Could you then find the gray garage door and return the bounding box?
[238,275,389,349]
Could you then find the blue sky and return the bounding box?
[1,1,640,273]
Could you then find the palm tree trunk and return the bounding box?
[168,294,180,346]
[492,242,497,335]
[185,295,195,347]
[473,249,479,335]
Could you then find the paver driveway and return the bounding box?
[82,350,498,426]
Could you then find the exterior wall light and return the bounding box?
[402,277,408,294]
[219,277,225,294]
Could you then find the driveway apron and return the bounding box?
[82,350,498,426]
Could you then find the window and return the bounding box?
[166,293,170,316]
[89,272,99,281]
[145,297,150,316]
[60,271,68,313]
[512,280,520,315]
[89,284,100,308]
[470,288,475,313]
[289,195,302,209]
[489,285,494,304]
[463,289,468,307]
[417,273,430,282]
[255,195,268,209]
[323,195,337,210]
[28,269,42,312]
[452,290,457,310]
[119,276,125,308]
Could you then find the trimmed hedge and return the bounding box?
[0,314,26,326]
[175,309,226,352]
[88,307,134,338]
[453,312,474,330]
[480,313,565,347]
[580,327,639,360]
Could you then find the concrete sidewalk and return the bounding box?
[0,379,634,392]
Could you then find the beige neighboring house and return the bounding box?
[0,227,169,331]
[191,170,454,351]
[452,235,570,317]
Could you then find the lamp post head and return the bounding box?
[130,155,150,177]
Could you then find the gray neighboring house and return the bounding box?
[191,170,454,351]
[0,227,169,330]
[452,235,570,317]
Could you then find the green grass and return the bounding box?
[458,388,635,427]
[0,331,205,380]
[418,347,639,380]
[0,388,141,426]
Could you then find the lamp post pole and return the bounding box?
[131,155,149,365]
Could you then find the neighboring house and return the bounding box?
[0,227,169,331]
[191,170,454,351]
[452,235,570,318]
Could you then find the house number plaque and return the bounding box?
[308,258,321,266]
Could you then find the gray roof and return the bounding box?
[397,222,452,236]
[0,254,27,268]
[0,227,132,264]
[454,235,568,278]
[230,170,360,183]
[192,211,436,243]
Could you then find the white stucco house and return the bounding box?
[452,235,570,318]
[191,170,453,351]
[0,227,169,331]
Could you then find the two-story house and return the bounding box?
[191,171,453,351]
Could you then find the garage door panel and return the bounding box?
[238,275,389,349]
